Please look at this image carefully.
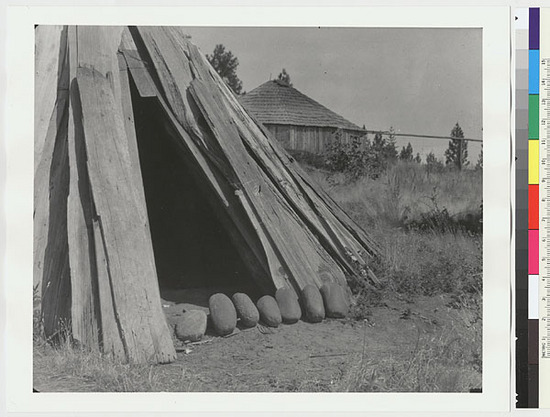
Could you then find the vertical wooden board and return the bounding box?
[67,26,100,348]
[93,219,125,360]
[40,105,71,339]
[34,93,69,291]
[77,66,175,363]
[76,26,124,77]
[117,53,148,209]
[34,27,69,292]
[35,25,67,174]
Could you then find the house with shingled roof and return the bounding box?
[240,80,366,154]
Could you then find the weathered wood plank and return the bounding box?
[34,27,69,292]
[93,218,125,359]
[77,65,175,363]
[131,30,295,291]
[188,44,379,282]
[35,25,67,175]
[189,77,347,292]
[131,27,200,137]
[66,26,100,348]
[154,100,275,292]
[40,99,71,340]
[121,44,279,291]
[121,49,157,98]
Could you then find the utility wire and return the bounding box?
[362,130,482,143]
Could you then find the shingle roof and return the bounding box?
[239,80,363,132]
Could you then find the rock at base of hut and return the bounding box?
[231,292,259,328]
[257,295,282,327]
[275,287,302,324]
[175,310,207,342]
[209,293,237,336]
[301,284,325,323]
[320,283,349,318]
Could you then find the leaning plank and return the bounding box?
[190,77,347,292]
[132,28,302,291]
[187,45,362,268]
[130,27,201,137]
[34,27,69,292]
[66,26,100,348]
[121,44,283,292]
[153,98,276,292]
[77,66,175,364]
[186,43,381,285]
[35,25,67,175]
[93,218,125,359]
[40,100,71,340]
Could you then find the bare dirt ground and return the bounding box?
[33,288,482,393]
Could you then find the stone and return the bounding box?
[209,293,237,336]
[231,292,259,328]
[275,287,301,324]
[301,284,325,323]
[256,295,282,327]
[174,310,207,342]
[320,283,349,318]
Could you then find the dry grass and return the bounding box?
[340,321,482,392]
[307,161,482,232]
[33,160,482,393]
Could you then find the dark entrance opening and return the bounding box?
[130,80,262,298]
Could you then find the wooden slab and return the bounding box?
[77,65,175,363]
[35,25,67,175]
[40,100,71,339]
[190,77,347,291]
[120,45,278,291]
[66,26,100,348]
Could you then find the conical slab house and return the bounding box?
[240,80,366,154]
[34,26,381,364]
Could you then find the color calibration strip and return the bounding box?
[516,8,529,407]
[519,6,550,409]
[529,8,540,408]
[539,8,550,409]
[516,7,530,408]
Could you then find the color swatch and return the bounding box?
[516,7,530,407]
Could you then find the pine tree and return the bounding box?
[414,153,422,164]
[444,122,468,169]
[384,127,398,161]
[399,142,414,161]
[206,44,243,95]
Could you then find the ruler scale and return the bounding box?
[529,7,540,409]
[540,8,550,409]
[517,7,550,408]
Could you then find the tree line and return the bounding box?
[205,44,482,180]
[325,123,482,182]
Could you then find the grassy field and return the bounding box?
[33,160,482,393]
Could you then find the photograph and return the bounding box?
[32,24,484,394]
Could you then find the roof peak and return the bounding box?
[240,80,362,132]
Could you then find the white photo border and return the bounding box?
[4,5,510,413]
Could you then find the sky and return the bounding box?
[183,27,482,161]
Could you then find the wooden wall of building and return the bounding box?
[265,124,364,154]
